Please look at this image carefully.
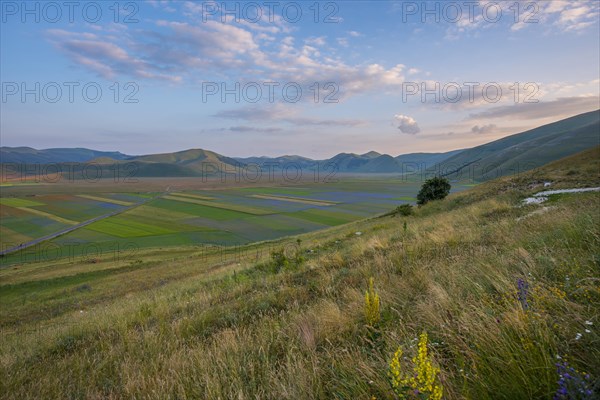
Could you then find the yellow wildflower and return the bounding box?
[364,277,381,326]
[388,332,443,399]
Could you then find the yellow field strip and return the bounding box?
[249,194,338,206]
[17,207,78,225]
[168,192,215,201]
[76,194,135,206]
[126,205,196,220]
[162,195,271,215]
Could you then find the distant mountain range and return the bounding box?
[0,145,464,176]
[0,147,130,164]
[233,149,464,174]
[2,110,598,181]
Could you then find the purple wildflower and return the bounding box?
[554,360,595,399]
[517,278,529,310]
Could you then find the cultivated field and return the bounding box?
[0,177,473,265]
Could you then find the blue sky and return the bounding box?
[1,0,599,157]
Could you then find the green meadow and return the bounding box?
[0,148,598,399]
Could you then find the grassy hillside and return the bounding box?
[1,148,598,399]
[394,149,464,165]
[435,110,600,181]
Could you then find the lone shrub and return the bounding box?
[269,245,305,272]
[270,249,290,271]
[417,177,451,205]
[395,204,413,216]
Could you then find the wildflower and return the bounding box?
[554,360,594,399]
[585,321,593,325]
[364,277,381,326]
[388,332,443,400]
[517,278,529,310]
[585,329,591,333]
[575,333,582,340]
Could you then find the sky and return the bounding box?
[1,0,599,158]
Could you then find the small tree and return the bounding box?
[417,176,451,205]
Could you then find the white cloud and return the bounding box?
[213,104,366,127]
[508,0,599,32]
[305,36,326,46]
[467,96,600,120]
[444,0,599,37]
[228,126,283,134]
[394,114,421,134]
[336,37,349,47]
[46,29,181,82]
[471,124,498,134]
[46,12,421,103]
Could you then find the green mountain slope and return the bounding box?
[435,109,600,181]
[395,149,464,165]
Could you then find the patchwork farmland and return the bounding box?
[0,178,472,265]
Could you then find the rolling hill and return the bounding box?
[128,148,244,175]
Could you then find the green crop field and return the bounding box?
[86,216,176,237]
[0,178,428,264]
[0,177,523,267]
[163,194,273,215]
[151,198,257,220]
[0,198,45,207]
